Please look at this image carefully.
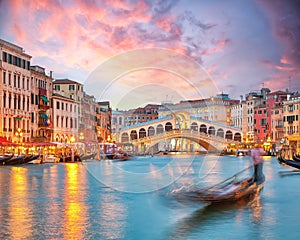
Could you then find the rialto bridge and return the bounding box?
[116,111,242,153]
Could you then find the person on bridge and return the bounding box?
[250,144,265,184]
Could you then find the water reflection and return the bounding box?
[63,164,88,239]
[99,192,127,239]
[7,167,31,239]
[168,193,263,240]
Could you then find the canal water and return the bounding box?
[0,154,300,239]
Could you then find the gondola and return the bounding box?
[278,156,300,170]
[3,154,38,165]
[171,166,264,203]
[292,154,300,162]
[3,155,25,165]
[79,152,96,161]
[0,154,14,164]
[174,178,264,203]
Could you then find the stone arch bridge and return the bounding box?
[116,112,242,153]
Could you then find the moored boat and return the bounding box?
[278,156,300,170]
[27,154,41,164]
[0,154,14,164]
[79,152,96,161]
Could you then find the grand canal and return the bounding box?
[1,154,300,239]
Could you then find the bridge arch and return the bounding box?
[148,126,155,136]
[174,111,190,129]
[216,128,224,138]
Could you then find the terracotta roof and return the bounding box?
[53,78,82,85]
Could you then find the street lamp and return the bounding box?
[70,136,75,162]
[79,132,84,142]
[15,128,23,154]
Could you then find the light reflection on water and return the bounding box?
[0,155,300,239]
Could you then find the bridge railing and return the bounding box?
[126,129,240,145]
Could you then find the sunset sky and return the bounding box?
[1,0,299,109]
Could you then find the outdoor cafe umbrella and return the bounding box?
[0,137,17,146]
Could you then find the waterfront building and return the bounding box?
[270,101,285,142]
[53,79,84,141]
[111,109,126,138]
[267,91,289,142]
[158,94,238,126]
[230,97,248,140]
[52,93,78,142]
[80,93,97,142]
[30,65,53,142]
[96,101,112,142]
[245,88,270,141]
[124,104,160,126]
[283,94,300,152]
[0,39,32,143]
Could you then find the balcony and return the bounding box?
[275,125,283,129]
[39,105,50,110]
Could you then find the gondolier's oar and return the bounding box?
[198,165,253,192]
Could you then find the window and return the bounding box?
[56,101,60,109]
[8,73,11,85]
[2,71,6,84]
[69,85,75,90]
[2,52,7,62]
[54,85,60,91]
[8,54,12,64]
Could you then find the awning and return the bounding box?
[39,112,49,120]
[40,95,49,103]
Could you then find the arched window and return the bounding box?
[121,133,129,142]
[208,126,216,135]
[200,124,207,134]
[157,124,164,134]
[225,130,233,140]
[148,126,155,136]
[216,128,224,138]
[234,133,242,142]
[130,130,138,140]
[139,128,147,138]
[165,122,173,131]
[191,122,198,131]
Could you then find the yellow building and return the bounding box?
[283,95,300,152]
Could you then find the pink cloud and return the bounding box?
[201,39,230,56]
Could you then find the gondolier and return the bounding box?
[250,144,265,184]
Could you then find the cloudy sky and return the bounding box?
[1,0,299,109]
